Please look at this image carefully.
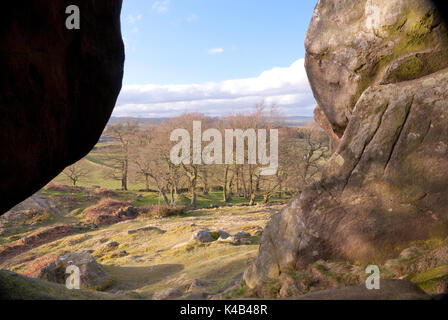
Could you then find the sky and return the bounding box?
[114,0,318,118]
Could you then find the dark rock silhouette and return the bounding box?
[0,1,124,214]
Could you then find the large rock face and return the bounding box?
[306,0,448,136]
[0,1,124,214]
[245,0,448,291]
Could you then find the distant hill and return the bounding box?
[108,116,315,128]
[107,117,169,127]
[282,116,315,127]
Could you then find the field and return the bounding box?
[0,183,284,299]
[0,138,295,299]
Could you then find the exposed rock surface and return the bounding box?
[152,288,183,300]
[37,250,107,289]
[192,229,215,243]
[0,1,124,215]
[245,0,448,294]
[307,0,448,136]
[289,279,430,300]
[314,104,341,152]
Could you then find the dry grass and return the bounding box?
[1,204,283,299]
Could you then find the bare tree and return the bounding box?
[104,122,139,190]
[281,127,330,194]
[63,163,89,186]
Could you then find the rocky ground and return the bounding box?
[0,184,446,300]
[0,185,281,299]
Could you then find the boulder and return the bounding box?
[37,250,107,289]
[217,230,231,239]
[0,1,124,215]
[306,0,448,136]
[234,231,251,240]
[152,288,183,300]
[192,230,214,243]
[399,247,426,260]
[188,279,215,293]
[245,0,448,293]
[104,241,120,248]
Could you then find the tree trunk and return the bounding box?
[227,172,234,201]
[223,166,229,202]
[170,185,175,205]
[263,193,270,204]
[161,190,170,206]
[145,174,150,192]
[121,159,128,191]
[191,187,197,207]
[249,192,256,206]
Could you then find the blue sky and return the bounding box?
[115,0,318,118]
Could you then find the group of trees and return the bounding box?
[93,105,330,208]
[63,105,330,207]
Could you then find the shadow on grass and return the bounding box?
[103,264,184,290]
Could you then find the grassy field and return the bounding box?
[51,141,293,206]
[1,199,283,299]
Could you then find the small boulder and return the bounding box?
[399,247,425,260]
[188,279,215,293]
[239,238,252,245]
[217,230,230,239]
[116,208,126,218]
[126,206,138,216]
[118,250,128,257]
[37,250,107,289]
[152,288,183,300]
[104,241,120,248]
[192,229,214,243]
[253,229,263,236]
[218,236,237,244]
[234,231,251,240]
[20,236,28,245]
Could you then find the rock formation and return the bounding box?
[288,279,430,300]
[245,0,448,292]
[0,1,124,214]
[37,250,107,289]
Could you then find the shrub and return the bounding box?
[82,198,132,225]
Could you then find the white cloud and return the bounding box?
[208,48,224,55]
[152,0,170,14]
[114,59,316,118]
[185,13,198,23]
[127,14,142,24]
